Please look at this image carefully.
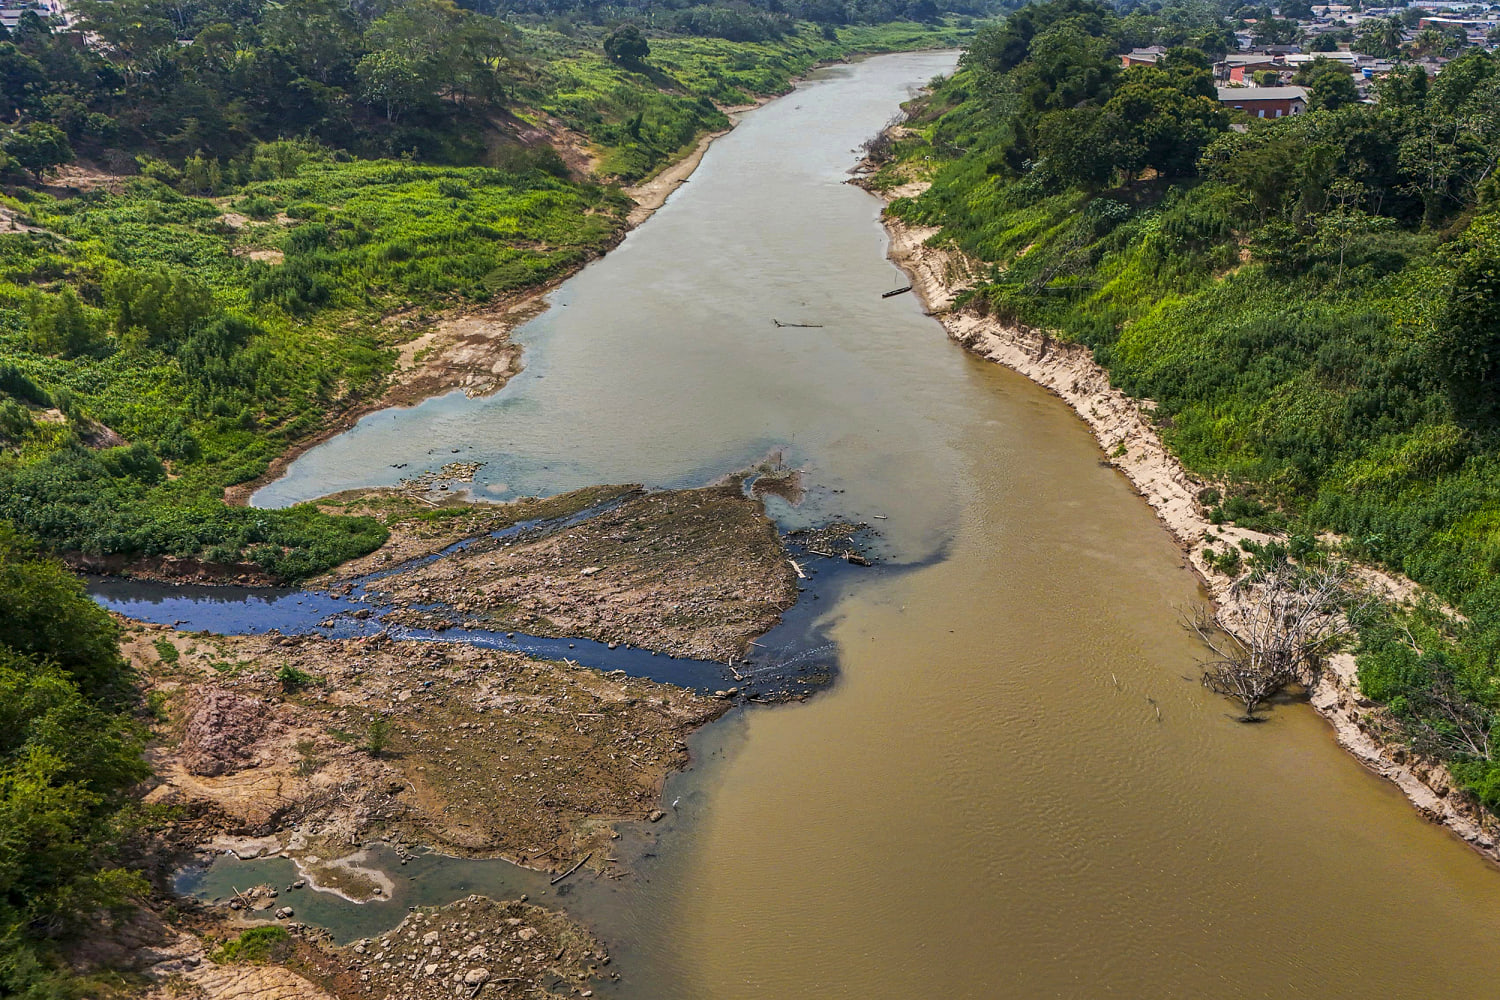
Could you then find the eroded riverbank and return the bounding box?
[867,170,1500,866]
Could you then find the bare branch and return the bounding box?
[1186,562,1359,721]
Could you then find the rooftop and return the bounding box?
[1216,85,1312,101]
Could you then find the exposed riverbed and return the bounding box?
[157,52,1500,998]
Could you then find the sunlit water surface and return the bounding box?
[201,52,1500,998]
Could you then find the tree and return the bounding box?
[0,42,45,118]
[104,267,215,349]
[1035,106,1116,190]
[1,122,70,181]
[0,533,149,993]
[356,49,424,123]
[1294,56,1360,110]
[1250,16,1298,44]
[365,714,391,756]
[1439,215,1500,424]
[0,527,129,702]
[1187,562,1356,720]
[603,24,649,66]
[1353,15,1404,56]
[27,286,107,358]
[1103,54,1228,181]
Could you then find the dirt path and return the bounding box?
[869,178,1500,866]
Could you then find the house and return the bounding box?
[1216,85,1310,117]
[1219,52,1285,82]
[1121,46,1166,67]
[1284,51,1360,71]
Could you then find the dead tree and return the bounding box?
[859,113,905,166]
[1186,562,1356,721]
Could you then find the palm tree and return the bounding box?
[1378,15,1405,55]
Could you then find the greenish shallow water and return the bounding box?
[225,51,1500,999]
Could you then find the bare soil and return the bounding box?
[142,895,603,1000]
[364,484,799,661]
[128,624,727,878]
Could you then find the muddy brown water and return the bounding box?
[232,52,1500,997]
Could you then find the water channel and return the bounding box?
[153,51,1500,998]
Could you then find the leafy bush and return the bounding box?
[212,927,291,965]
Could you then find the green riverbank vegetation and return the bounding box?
[0,2,976,582]
[0,4,979,989]
[875,0,1500,803]
[0,528,152,998]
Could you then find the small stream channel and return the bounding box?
[106,51,1500,1000]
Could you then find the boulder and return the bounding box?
[181,688,269,777]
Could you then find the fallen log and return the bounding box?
[550,851,593,885]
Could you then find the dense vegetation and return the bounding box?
[0,0,979,169]
[0,1,963,580]
[877,0,1500,802]
[0,528,149,998]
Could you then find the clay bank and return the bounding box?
[118,51,1500,1000]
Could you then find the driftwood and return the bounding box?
[1186,562,1358,721]
[550,851,592,885]
[772,319,823,328]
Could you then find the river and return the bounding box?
[187,51,1500,997]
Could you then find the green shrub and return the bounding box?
[212,927,291,965]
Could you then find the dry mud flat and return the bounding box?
[127,482,805,998]
[360,483,799,661]
[143,896,602,1000]
[130,628,712,998]
[131,625,726,878]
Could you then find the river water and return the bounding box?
[219,51,1500,997]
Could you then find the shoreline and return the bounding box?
[866,178,1500,867]
[225,107,756,513]
[226,50,962,514]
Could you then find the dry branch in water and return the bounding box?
[859,113,904,165]
[1186,562,1358,721]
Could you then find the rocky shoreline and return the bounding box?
[864,175,1500,866]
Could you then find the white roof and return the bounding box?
[1216,85,1311,101]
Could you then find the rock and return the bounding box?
[275,906,293,919]
[648,809,665,822]
[181,688,269,777]
[463,968,490,985]
[422,931,440,946]
[515,928,536,942]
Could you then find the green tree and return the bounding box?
[1439,215,1500,423]
[0,527,130,701]
[603,24,650,66]
[2,122,71,181]
[27,286,108,358]
[1294,57,1360,110]
[365,714,391,756]
[1104,54,1228,180]
[356,49,424,123]
[0,42,45,116]
[104,267,215,349]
